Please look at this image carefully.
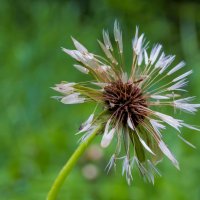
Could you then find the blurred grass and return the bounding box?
[0,0,200,199]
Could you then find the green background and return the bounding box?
[1,0,200,199]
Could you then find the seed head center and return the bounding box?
[103,80,148,127]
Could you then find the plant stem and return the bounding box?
[47,125,102,200]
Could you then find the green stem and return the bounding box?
[47,125,102,200]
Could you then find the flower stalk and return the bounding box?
[47,125,102,200]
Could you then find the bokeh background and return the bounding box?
[1,0,200,199]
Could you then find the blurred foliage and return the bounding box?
[1,0,200,199]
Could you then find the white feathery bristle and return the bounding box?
[159,55,176,74]
[101,119,115,148]
[134,34,144,55]
[147,160,162,176]
[139,136,155,155]
[134,157,149,177]
[174,97,200,113]
[76,124,91,135]
[98,40,117,64]
[74,64,89,74]
[135,128,155,155]
[104,119,111,134]
[65,48,94,65]
[118,32,123,53]
[158,140,179,169]
[167,79,188,91]
[105,154,116,173]
[150,44,162,65]
[61,93,85,104]
[178,135,196,149]
[73,51,86,62]
[78,125,97,143]
[181,123,200,131]
[155,52,165,68]
[150,119,166,130]
[114,20,119,42]
[114,20,123,53]
[99,40,112,58]
[101,128,115,148]
[174,101,200,114]
[122,156,129,175]
[145,166,155,184]
[52,82,75,94]
[144,49,149,65]
[132,26,139,48]
[150,119,165,138]
[138,51,143,66]
[83,52,94,60]
[122,156,133,185]
[174,97,195,103]
[155,112,182,131]
[62,48,80,61]
[71,37,88,53]
[63,48,93,64]
[167,61,185,75]
[85,113,94,125]
[172,70,192,82]
[103,30,113,51]
[77,113,94,134]
[127,116,134,130]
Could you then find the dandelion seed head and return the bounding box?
[52,21,200,184]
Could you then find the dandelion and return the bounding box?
[47,21,200,199]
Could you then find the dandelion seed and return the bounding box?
[103,30,113,51]
[172,70,192,82]
[114,20,123,53]
[150,119,165,138]
[144,50,149,65]
[154,112,182,131]
[150,44,162,65]
[177,135,196,149]
[101,127,115,148]
[105,154,116,173]
[159,55,176,74]
[71,37,88,54]
[73,64,89,74]
[61,93,85,104]
[51,82,75,94]
[52,21,200,184]
[122,156,133,185]
[77,113,94,134]
[167,79,188,91]
[158,141,179,169]
[167,61,186,75]
[138,51,143,66]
